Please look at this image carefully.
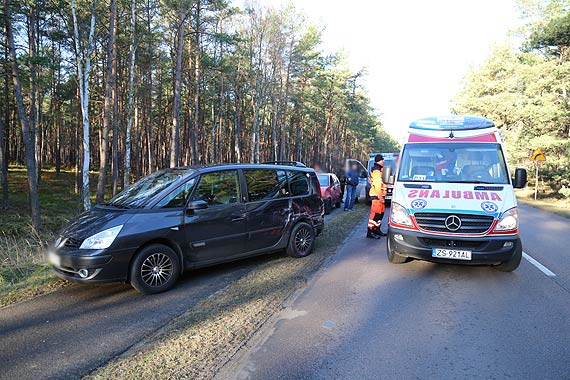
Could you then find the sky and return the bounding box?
[241,0,522,142]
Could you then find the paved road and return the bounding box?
[219,205,570,380]
[0,207,344,380]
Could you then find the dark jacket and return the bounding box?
[345,169,360,186]
[371,163,383,173]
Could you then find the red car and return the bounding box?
[317,173,342,214]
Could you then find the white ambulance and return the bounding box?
[383,116,527,271]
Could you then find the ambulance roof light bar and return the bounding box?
[409,115,495,131]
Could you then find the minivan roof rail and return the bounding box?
[262,161,307,167]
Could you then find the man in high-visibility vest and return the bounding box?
[367,154,388,239]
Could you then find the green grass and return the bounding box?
[86,205,368,380]
[0,167,84,307]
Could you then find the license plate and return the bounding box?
[432,248,472,261]
[47,251,61,267]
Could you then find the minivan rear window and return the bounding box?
[288,171,310,196]
[244,169,290,201]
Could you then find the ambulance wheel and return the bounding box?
[387,235,408,264]
[495,245,522,272]
[286,222,315,258]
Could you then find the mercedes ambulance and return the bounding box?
[382,116,527,271]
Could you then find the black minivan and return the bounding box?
[47,163,324,294]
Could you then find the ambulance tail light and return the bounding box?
[494,207,518,232]
[390,202,413,227]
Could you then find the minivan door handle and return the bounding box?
[231,214,246,222]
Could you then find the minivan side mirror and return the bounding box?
[187,200,208,211]
[382,166,393,185]
[513,168,527,189]
[359,170,368,179]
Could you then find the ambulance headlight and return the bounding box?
[390,202,413,227]
[494,208,518,232]
[80,225,123,250]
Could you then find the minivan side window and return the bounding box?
[155,178,197,208]
[288,171,310,196]
[190,170,240,206]
[244,169,290,201]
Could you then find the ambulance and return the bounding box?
[382,116,527,271]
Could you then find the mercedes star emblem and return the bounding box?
[445,215,462,231]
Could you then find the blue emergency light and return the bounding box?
[409,115,495,131]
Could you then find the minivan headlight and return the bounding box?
[494,208,518,232]
[390,202,413,227]
[80,225,124,250]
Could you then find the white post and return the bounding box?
[534,162,539,201]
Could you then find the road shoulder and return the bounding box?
[86,206,367,380]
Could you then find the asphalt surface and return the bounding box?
[219,204,570,380]
[0,207,344,380]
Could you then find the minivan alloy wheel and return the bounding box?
[294,226,313,254]
[141,252,173,287]
[130,244,181,294]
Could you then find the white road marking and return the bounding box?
[523,252,556,277]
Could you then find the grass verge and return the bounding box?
[86,205,368,380]
[515,188,570,219]
[1,167,82,308]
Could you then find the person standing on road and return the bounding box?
[344,164,359,211]
[367,155,387,239]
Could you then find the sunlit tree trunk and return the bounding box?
[170,9,185,168]
[125,0,136,186]
[71,0,97,210]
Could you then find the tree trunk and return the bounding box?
[1,34,9,209]
[125,0,136,186]
[27,4,39,186]
[71,0,97,210]
[192,0,201,165]
[96,0,116,203]
[170,9,185,168]
[4,0,41,230]
[0,107,6,209]
[234,89,241,163]
[111,6,119,195]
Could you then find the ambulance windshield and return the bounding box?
[397,143,509,184]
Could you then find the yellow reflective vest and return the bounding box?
[369,166,387,198]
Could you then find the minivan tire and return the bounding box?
[286,222,316,258]
[324,198,332,214]
[130,244,181,294]
[495,245,522,272]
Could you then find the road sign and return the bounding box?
[530,148,546,161]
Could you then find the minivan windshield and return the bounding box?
[397,143,509,184]
[317,174,330,186]
[106,168,194,208]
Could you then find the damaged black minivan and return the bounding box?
[47,163,324,294]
